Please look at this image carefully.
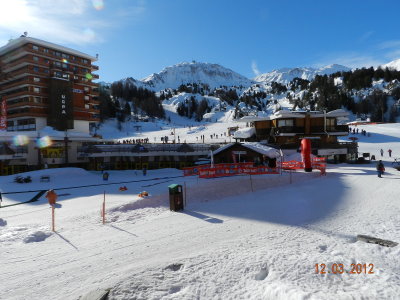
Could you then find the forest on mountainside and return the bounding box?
[97,67,400,123]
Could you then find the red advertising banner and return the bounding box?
[0,99,7,130]
[197,163,279,178]
[281,157,326,175]
[183,162,253,177]
[184,158,326,178]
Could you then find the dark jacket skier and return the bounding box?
[376,160,384,178]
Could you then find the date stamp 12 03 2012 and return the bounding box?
[315,263,374,274]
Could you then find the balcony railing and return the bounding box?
[311,125,349,133]
[274,126,304,134]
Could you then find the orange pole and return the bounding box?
[102,191,106,224]
[51,204,55,232]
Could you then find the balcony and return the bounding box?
[311,125,349,134]
[274,126,304,135]
[91,64,99,71]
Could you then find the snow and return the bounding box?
[1,123,400,300]
[141,62,254,91]
[233,126,256,138]
[254,64,351,84]
[381,58,400,71]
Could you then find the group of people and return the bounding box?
[348,127,369,136]
[120,138,150,144]
[380,148,393,157]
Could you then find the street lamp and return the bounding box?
[64,130,69,166]
[36,132,42,169]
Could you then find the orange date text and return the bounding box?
[315,263,374,274]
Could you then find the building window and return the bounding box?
[62,53,69,59]
[277,119,294,127]
[33,66,39,72]
[34,77,40,82]
[84,87,90,92]
[62,63,68,69]
[33,87,40,93]
[44,69,49,74]
[33,56,39,62]
[34,97,41,103]
[43,48,49,53]
[84,95,89,100]
[32,45,39,51]
[326,119,335,126]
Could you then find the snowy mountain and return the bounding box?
[381,58,400,71]
[141,62,254,91]
[254,64,351,84]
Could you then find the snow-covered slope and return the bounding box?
[381,58,400,71]
[1,123,400,300]
[141,62,254,91]
[254,64,351,84]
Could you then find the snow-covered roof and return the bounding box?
[233,127,256,139]
[237,116,270,122]
[325,109,349,118]
[237,110,347,122]
[212,142,280,158]
[0,36,97,61]
[0,127,99,142]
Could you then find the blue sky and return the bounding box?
[1,0,400,82]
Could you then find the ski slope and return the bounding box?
[1,123,400,300]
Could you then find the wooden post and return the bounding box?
[51,204,55,232]
[102,191,106,224]
[184,182,187,206]
[250,174,253,192]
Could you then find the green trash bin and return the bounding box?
[168,184,184,211]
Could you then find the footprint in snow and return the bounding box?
[164,263,184,271]
[255,264,269,281]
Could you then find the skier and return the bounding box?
[103,172,109,181]
[376,160,385,178]
[388,149,392,157]
[380,149,384,157]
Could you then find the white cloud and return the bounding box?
[251,60,261,76]
[378,40,400,50]
[0,0,146,46]
[358,31,375,43]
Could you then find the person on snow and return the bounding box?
[380,149,384,157]
[376,160,385,178]
[388,149,392,157]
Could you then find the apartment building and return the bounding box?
[0,34,99,133]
